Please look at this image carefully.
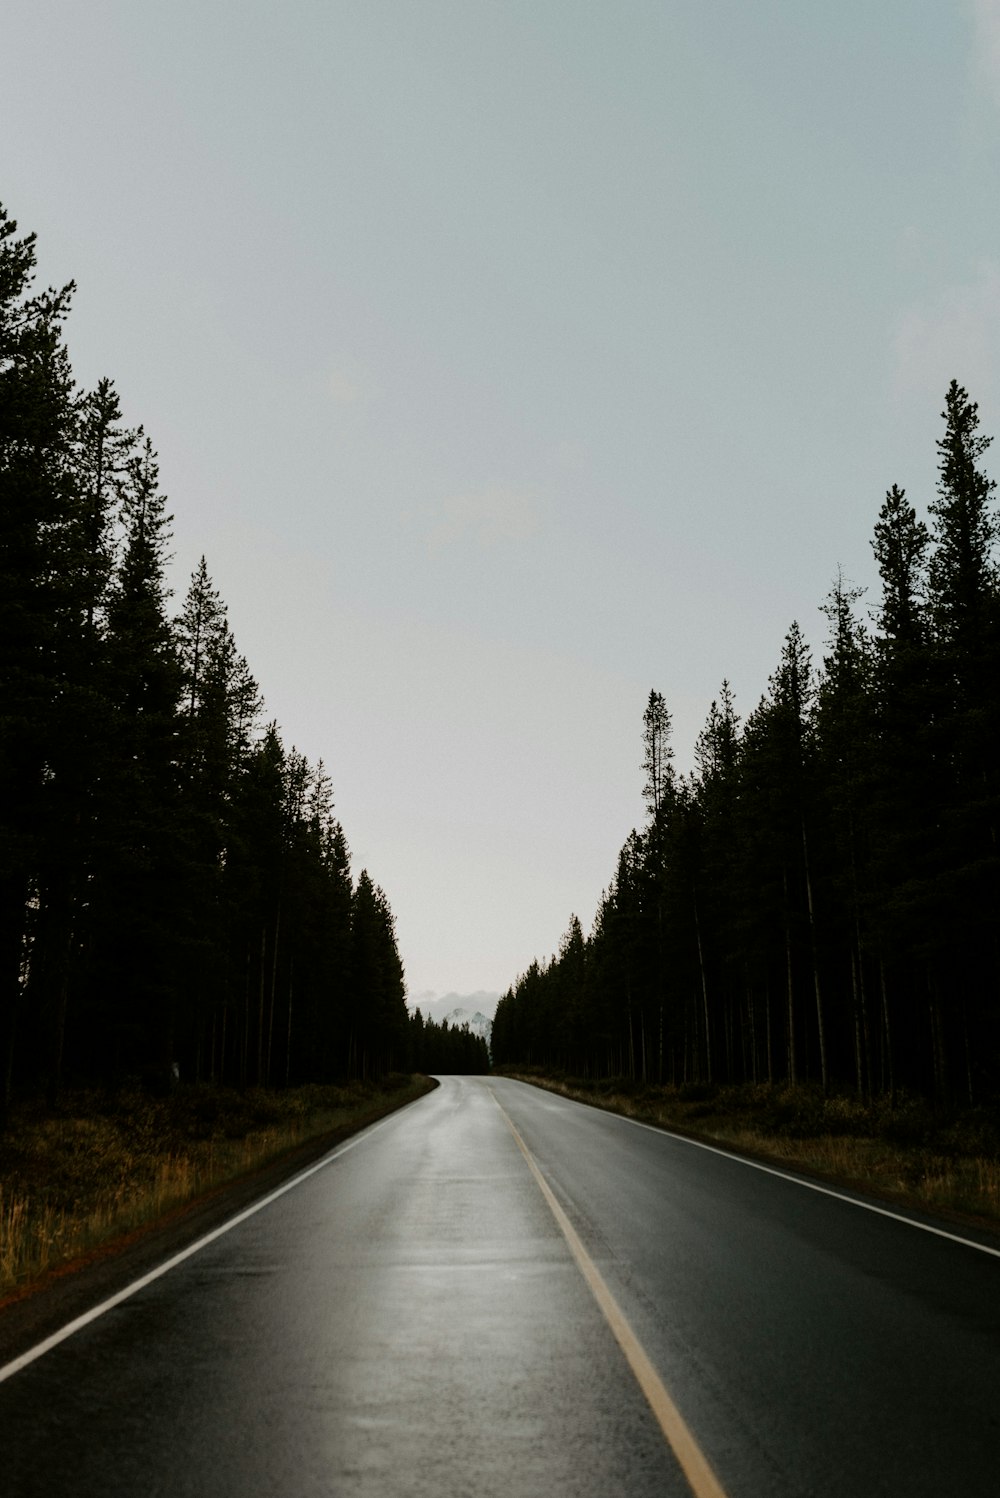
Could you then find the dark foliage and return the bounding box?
[409,1011,490,1075]
[0,204,410,1116]
[493,382,1000,1108]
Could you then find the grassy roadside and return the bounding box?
[0,1075,434,1298]
[500,1069,1000,1229]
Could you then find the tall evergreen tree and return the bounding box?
[815,575,876,1095]
[79,440,183,1080]
[0,208,78,1118]
[349,871,408,1079]
[72,378,137,642]
[868,483,938,1093]
[928,381,998,655]
[692,683,743,1081]
[641,689,674,822]
[872,485,929,649]
[924,382,1000,1100]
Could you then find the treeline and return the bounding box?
[493,381,1000,1107]
[411,1012,490,1075]
[0,204,413,1120]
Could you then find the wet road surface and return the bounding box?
[3,1075,1000,1496]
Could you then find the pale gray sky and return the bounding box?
[5,2,1000,1003]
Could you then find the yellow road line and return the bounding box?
[493,1094,730,1498]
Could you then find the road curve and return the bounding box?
[2,1075,999,1496]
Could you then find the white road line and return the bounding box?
[0,1106,409,1385]
[492,1091,730,1498]
[505,1079,1000,1261]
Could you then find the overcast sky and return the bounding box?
[5,2,1000,1007]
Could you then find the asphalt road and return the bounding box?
[3,1075,999,1496]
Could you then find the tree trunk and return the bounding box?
[285,957,294,1087]
[38,864,75,1108]
[851,947,865,1100]
[657,1003,663,1085]
[266,905,281,1086]
[692,888,712,1083]
[257,925,267,1085]
[801,819,828,1092]
[928,976,948,1106]
[0,875,27,1130]
[879,960,895,1105]
[783,868,797,1085]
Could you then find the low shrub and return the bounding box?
[0,1076,433,1297]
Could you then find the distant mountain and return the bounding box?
[408,990,499,1027]
[439,1007,493,1043]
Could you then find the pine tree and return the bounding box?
[692,683,743,1081]
[30,377,146,1096]
[293,789,353,1083]
[923,383,1000,1101]
[171,560,263,1080]
[0,205,78,1119]
[739,625,823,1087]
[868,483,938,1094]
[80,440,183,1081]
[928,382,997,655]
[638,691,677,1080]
[872,485,929,648]
[815,575,876,1095]
[176,557,232,791]
[641,689,674,823]
[349,872,408,1079]
[73,378,138,643]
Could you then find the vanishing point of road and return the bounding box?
[2,1075,999,1496]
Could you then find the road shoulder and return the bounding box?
[0,1080,437,1369]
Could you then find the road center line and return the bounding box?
[0,1105,408,1386]
[492,1092,730,1498]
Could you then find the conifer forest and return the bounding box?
[0,203,492,1124]
[4,195,998,1118]
[493,388,1000,1107]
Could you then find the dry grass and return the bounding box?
[0,1076,433,1296]
[504,1071,1000,1227]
